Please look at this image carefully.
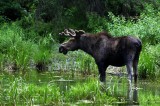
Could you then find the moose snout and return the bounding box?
[59,45,68,55]
[59,45,65,53]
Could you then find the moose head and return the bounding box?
[59,29,85,55]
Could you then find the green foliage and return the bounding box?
[87,4,160,44]
[34,0,160,41]
[139,44,160,79]
[0,23,55,73]
[87,13,108,32]
[0,23,34,72]
[0,0,22,21]
[33,36,53,62]
[112,5,160,44]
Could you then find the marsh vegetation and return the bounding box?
[0,0,160,105]
[1,71,160,105]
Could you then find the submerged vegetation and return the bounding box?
[0,0,160,105]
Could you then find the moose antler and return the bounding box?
[59,29,85,37]
[59,29,76,37]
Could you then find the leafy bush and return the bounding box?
[87,4,160,44]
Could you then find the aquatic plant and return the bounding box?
[65,78,117,104]
[0,74,61,105]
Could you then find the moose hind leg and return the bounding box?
[126,62,133,84]
[133,50,141,84]
[99,69,106,82]
[133,59,139,84]
[97,62,107,82]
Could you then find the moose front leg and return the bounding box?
[97,62,108,82]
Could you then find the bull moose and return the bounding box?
[59,29,142,84]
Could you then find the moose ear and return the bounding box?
[75,30,85,35]
[75,30,85,38]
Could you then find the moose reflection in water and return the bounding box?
[59,29,142,84]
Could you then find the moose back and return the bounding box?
[59,29,142,84]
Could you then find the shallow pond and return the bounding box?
[0,71,160,105]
